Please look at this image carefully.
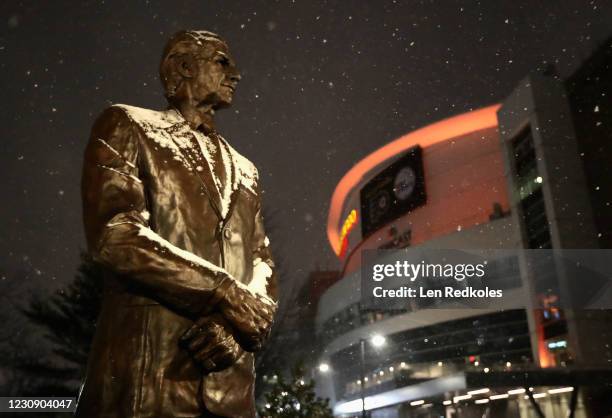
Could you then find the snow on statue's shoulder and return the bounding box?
[111,104,194,170]
[112,104,183,129]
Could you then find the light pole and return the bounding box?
[313,362,330,386]
[310,361,331,402]
[359,338,366,418]
[359,335,386,418]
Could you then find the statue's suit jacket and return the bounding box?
[76,104,277,418]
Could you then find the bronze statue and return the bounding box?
[76,30,278,418]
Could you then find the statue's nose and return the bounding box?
[230,72,242,83]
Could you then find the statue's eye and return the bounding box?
[217,57,230,67]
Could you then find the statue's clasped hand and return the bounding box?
[179,314,242,374]
[180,279,276,373]
[218,280,276,352]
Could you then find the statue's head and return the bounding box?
[160,30,241,110]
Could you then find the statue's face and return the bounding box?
[191,40,240,109]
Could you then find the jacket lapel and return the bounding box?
[163,118,224,220]
[217,135,240,217]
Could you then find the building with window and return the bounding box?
[315,38,612,418]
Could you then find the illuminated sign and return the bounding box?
[338,209,358,258]
[360,146,426,237]
[547,340,567,350]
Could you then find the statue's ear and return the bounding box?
[174,53,197,79]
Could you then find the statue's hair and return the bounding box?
[159,30,226,99]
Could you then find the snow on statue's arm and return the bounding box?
[249,181,278,302]
[82,106,233,317]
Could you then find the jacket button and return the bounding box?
[223,228,232,239]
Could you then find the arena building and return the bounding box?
[315,39,612,418]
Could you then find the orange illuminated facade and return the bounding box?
[326,104,511,279]
[327,105,501,256]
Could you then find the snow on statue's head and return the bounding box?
[159,30,227,101]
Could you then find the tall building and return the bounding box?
[315,38,612,418]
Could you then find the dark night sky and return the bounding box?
[1,0,611,302]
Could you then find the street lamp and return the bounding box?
[359,335,387,418]
[318,363,330,373]
[370,334,386,348]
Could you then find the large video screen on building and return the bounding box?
[360,146,426,237]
